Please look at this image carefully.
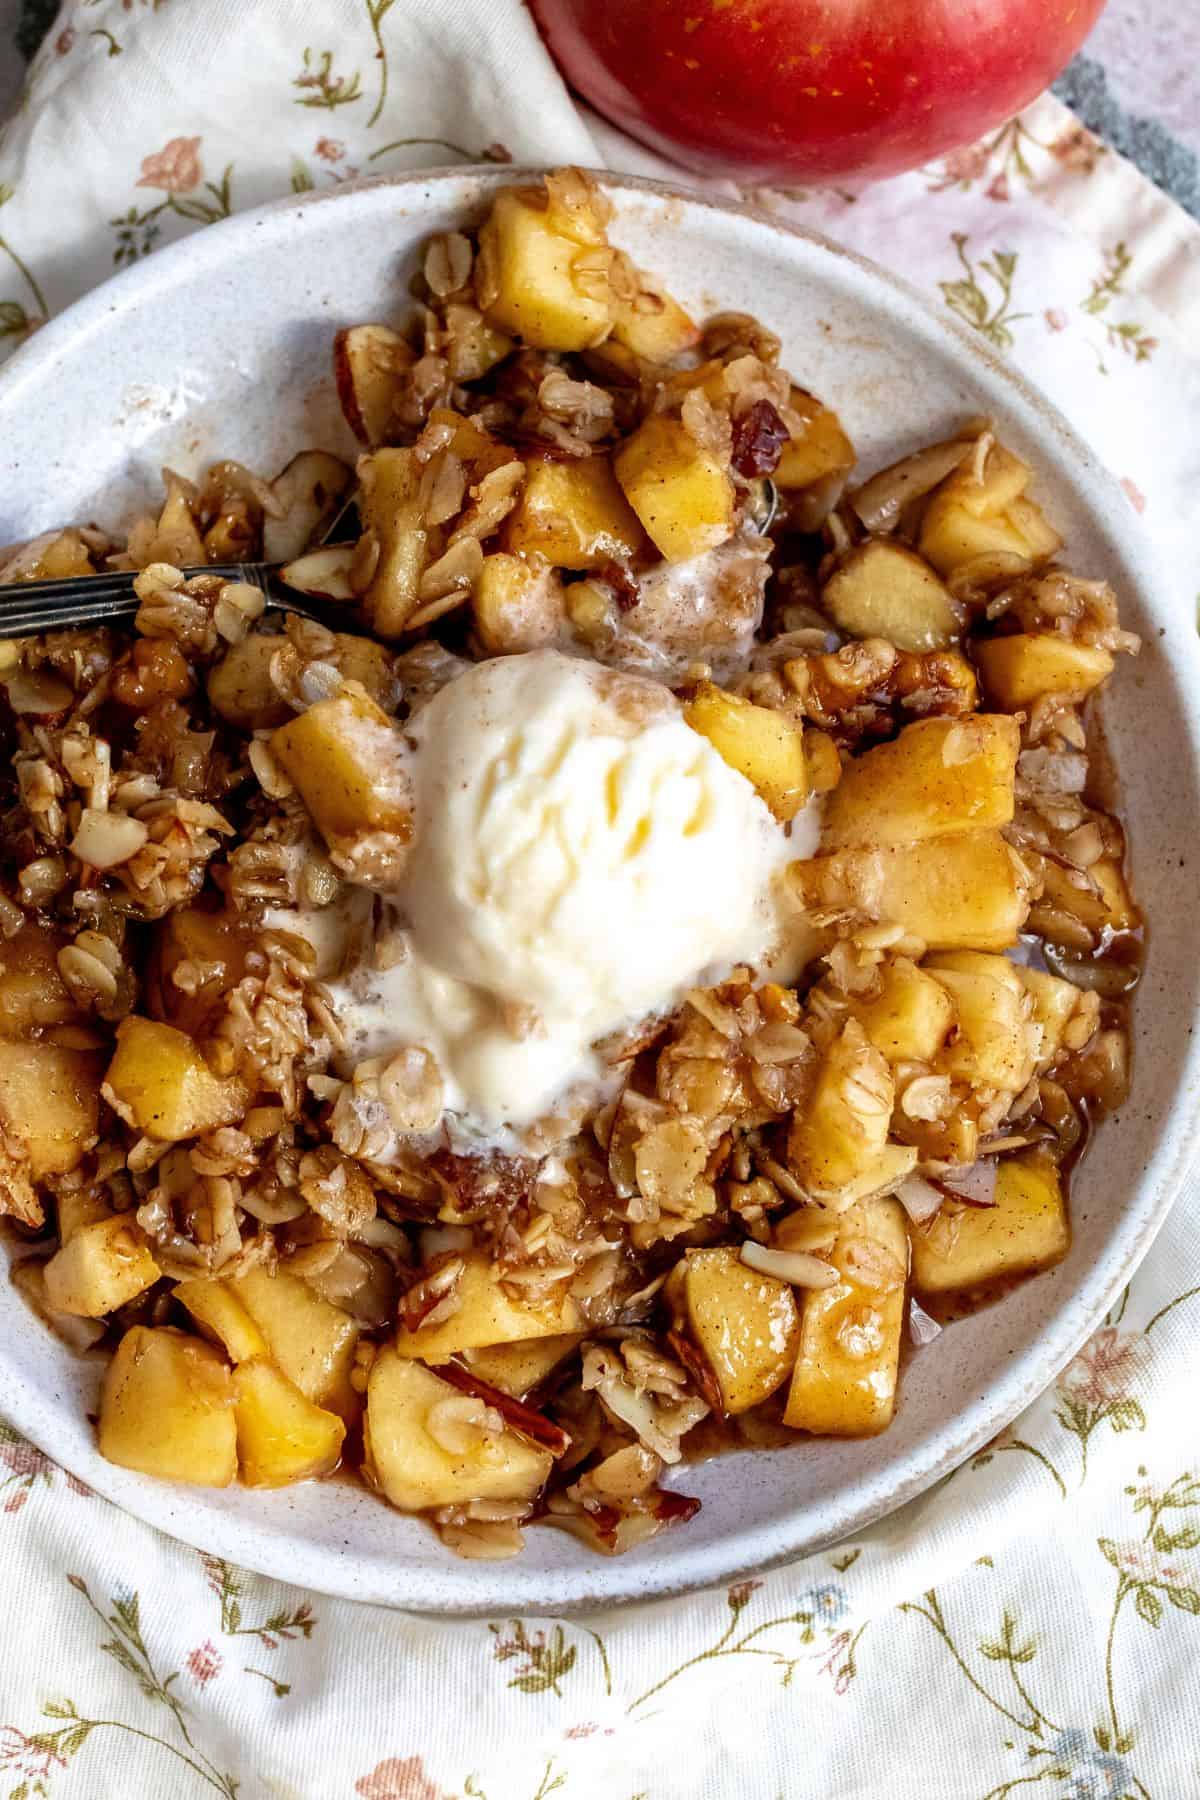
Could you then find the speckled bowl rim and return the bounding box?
[1,166,1198,1616]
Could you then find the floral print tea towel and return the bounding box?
[3,5,1200,1798]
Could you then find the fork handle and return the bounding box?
[0,561,361,641]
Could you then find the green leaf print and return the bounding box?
[939,234,1029,351]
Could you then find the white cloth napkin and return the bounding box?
[2,6,1200,1797]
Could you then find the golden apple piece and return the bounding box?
[365,1349,553,1512]
[462,1333,583,1399]
[615,415,734,563]
[56,1190,113,1244]
[926,950,1038,1095]
[356,446,430,636]
[175,1277,270,1363]
[611,277,699,361]
[103,1017,249,1142]
[974,633,1115,708]
[396,1253,581,1361]
[822,540,961,652]
[1017,966,1096,1072]
[788,1019,893,1201]
[0,920,80,1038]
[919,442,1062,577]
[673,1247,800,1415]
[503,455,646,571]
[233,1358,346,1488]
[477,186,613,352]
[332,322,414,447]
[263,450,353,563]
[795,830,1034,952]
[774,389,856,492]
[847,957,956,1063]
[472,552,566,654]
[99,1327,237,1486]
[783,1197,907,1436]
[270,686,412,881]
[233,1266,361,1422]
[0,1041,101,1179]
[43,1216,160,1318]
[910,1152,1069,1295]
[206,632,292,730]
[684,681,808,821]
[821,714,1019,850]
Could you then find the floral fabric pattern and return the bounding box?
[1,4,1200,1797]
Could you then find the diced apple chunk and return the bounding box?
[974,633,1114,708]
[1017,966,1092,1071]
[673,1247,799,1414]
[788,1019,893,1201]
[503,456,645,570]
[615,416,734,563]
[823,541,960,652]
[206,633,291,731]
[472,552,565,653]
[783,1198,907,1436]
[270,687,412,881]
[478,188,613,351]
[99,1327,237,1486]
[919,444,1061,577]
[43,1216,160,1317]
[848,957,956,1063]
[396,1254,581,1361]
[774,390,856,491]
[611,279,699,361]
[175,1277,269,1362]
[233,1266,360,1422]
[910,1152,1069,1294]
[684,681,808,821]
[56,1190,113,1244]
[233,1359,346,1487]
[356,446,428,637]
[794,831,1034,952]
[822,715,1019,850]
[0,920,79,1037]
[0,1042,101,1177]
[365,1349,553,1512]
[926,951,1037,1094]
[463,1333,582,1398]
[103,1018,248,1142]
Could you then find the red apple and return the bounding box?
[530,0,1104,185]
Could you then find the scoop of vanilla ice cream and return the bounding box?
[330,650,817,1138]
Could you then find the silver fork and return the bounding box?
[0,493,365,641]
[0,559,362,641]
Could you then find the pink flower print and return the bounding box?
[3,1489,28,1514]
[137,137,203,195]
[0,1441,49,1479]
[315,137,344,163]
[1051,125,1102,174]
[356,1758,450,1800]
[1044,308,1068,333]
[941,143,990,185]
[985,172,1010,203]
[0,1726,68,1780]
[1119,478,1146,514]
[186,1641,223,1685]
[55,27,75,53]
[1059,1327,1147,1406]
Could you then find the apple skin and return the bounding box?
[529,0,1105,184]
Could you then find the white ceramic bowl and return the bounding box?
[2,169,1198,1615]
